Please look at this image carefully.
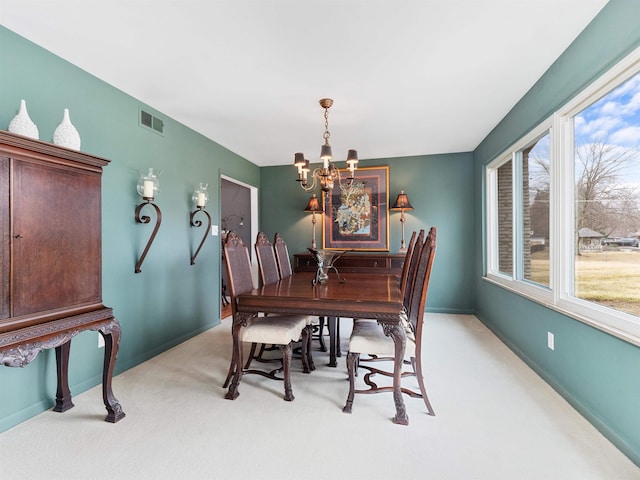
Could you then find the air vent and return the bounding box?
[139,109,164,135]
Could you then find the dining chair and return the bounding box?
[245,232,315,370]
[273,232,327,352]
[222,231,313,401]
[353,229,422,331]
[343,226,437,416]
[241,231,286,370]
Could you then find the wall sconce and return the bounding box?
[134,168,162,273]
[190,182,211,265]
[391,190,414,254]
[304,193,323,249]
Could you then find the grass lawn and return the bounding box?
[530,250,640,317]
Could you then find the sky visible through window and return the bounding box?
[575,72,640,188]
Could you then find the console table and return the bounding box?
[293,252,406,275]
[0,130,125,423]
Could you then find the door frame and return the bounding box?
[220,173,259,288]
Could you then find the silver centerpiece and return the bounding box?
[307,248,349,285]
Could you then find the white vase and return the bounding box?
[53,108,81,150]
[8,99,39,139]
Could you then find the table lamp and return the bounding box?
[304,193,323,249]
[391,190,414,253]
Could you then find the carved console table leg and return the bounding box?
[100,319,126,423]
[53,341,74,413]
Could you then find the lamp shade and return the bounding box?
[294,152,306,167]
[391,190,414,210]
[304,194,323,213]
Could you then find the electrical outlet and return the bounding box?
[547,331,555,351]
[98,333,105,348]
[211,225,218,236]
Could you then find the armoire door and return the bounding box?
[10,156,102,318]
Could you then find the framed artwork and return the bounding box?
[322,165,389,251]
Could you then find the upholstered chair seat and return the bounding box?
[242,316,308,345]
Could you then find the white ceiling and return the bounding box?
[1,1,608,167]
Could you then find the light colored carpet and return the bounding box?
[0,313,637,480]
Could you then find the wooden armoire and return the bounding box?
[0,130,124,423]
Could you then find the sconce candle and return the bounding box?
[192,182,209,209]
[137,168,161,199]
[143,181,154,198]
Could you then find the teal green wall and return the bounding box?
[2,0,640,466]
[473,0,640,465]
[260,153,475,314]
[0,26,259,431]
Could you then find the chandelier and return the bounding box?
[294,98,358,194]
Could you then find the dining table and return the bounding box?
[226,271,410,425]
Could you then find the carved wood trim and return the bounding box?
[0,130,109,170]
[0,309,117,367]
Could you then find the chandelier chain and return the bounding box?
[323,107,330,145]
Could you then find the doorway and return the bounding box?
[220,175,258,318]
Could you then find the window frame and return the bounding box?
[484,45,640,346]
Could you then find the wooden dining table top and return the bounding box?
[235,271,403,321]
[230,271,411,425]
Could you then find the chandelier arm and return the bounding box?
[298,167,322,192]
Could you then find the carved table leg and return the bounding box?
[342,352,358,414]
[318,316,327,352]
[383,321,409,425]
[53,341,74,413]
[301,326,314,373]
[281,343,294,401]
[100,319,126,423]
[225,314,248,400]
[328,316,338,367]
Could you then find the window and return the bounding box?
[488,129,551,288]
[485,46,640,343]
[573,74,640,317]
[497,159,513,277]
[523,134,551,288]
